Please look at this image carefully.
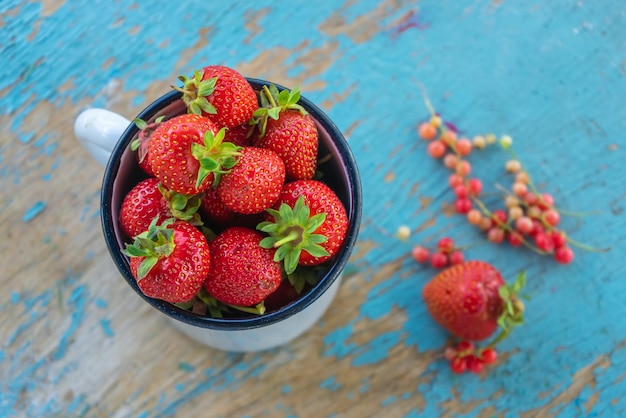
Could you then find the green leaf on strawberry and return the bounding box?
[258,196,329,275]
[157,184,203,226]
[122,217,176,280]
[252,84,308,138]
[174,70,219,116]
[190,127,242,188]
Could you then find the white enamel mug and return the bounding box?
[74,79,362,352]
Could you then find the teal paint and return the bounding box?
[319,376,341,391]
[99,318,114,337]
[22,200,46,222]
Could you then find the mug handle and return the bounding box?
[74,109,131,167]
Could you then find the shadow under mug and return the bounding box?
[74,78,362,352]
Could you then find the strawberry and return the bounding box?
[147,114,241,195]
[204,226,282,307]
[216,147,286,215]
[130,116,164,177]
[122,218,211,304]
[422,261,526,341]
[257,179,348,274]
[224,122,254,147]
[199,185,237,226]
[119,178,203,238]
[174,65,258,128]
[253,85,318,180]
[119,178,168,238]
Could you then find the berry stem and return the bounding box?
[262,85,279,108]
[272,229,302,247]
[565,236,611,253]
[470,197,551,256]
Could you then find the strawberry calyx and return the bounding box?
[286,265,323,294]
[252,84,308,138]
[257,196,329,275]
[121,217,176,280]
[157,184,203,226]
[177,288,267,318]
[172,70,219,116]
[190,128,242,188]
[131,116,165,163]
[495,270,526,334]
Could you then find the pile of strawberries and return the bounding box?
[119,65,348,317]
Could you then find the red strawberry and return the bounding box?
[199,186,237,226]
[217,147,286,214]
[119,178,168,238]
[253,85,318,180]
[174,65,258,128]
[123,219,211,304]
[147,114,241,195]
[257,179,348,274]
[130,116,164,177]
[224,122,254,147]
[120,178,204,238]
[422,261,526,341]
[204,226,282,306]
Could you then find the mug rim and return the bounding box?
[101,78,362,330]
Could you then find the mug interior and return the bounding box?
[101,79,362,330]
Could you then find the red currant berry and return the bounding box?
[487,227,505,244]
[538,193,554,210]
[444,347,458,361]
[455,198,473,214]
[455,340,475,352]
[467,178,483,196]
[524,192,539,206]
[554,246,575,264]
[449,251,464,265]
[515,216,533,234]
[456,138,472,156]
[529,219,544,237]
[448,174,464,187]
[418,122,437,140]
[534,232,555,252]
[450,356,467,374]
[441,130,457,146]
[437,237,455,253]
[444,153,459,169]
[492,209,507,226]
[466,355,485,374]
[479,348,498,365]
[454,184,469,199]
[430,252,449,269]
[456,160,471,177]
[427,140,446,158]
[543,209,560,227]
[507,231,523,247]
[549,230,567,248]
[478,217,493,231]
[411,245,430,263]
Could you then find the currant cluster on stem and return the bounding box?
[418,115,576,264]
[412,236,464,269]
[445,340,497,374]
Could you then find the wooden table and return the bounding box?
[2,1,625,417]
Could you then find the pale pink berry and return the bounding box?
[456,160,471,177]
[472,135,486,149]
[515,171,530,184]
[505,195,520,208]
[515,216,534,234]
[467,178,483,196]
[487,227,505,243]
[412,245,430,263]
[467,209,482,225]
[456,138,472,156]
[427,140,446,158]
[444,153,459,169]
[505,159,522,173]
[543,209,560,226]
[512,182,527,196]
[508,206,523,220]
[448,174,464,187]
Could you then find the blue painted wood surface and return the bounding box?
[1,0,625,416]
